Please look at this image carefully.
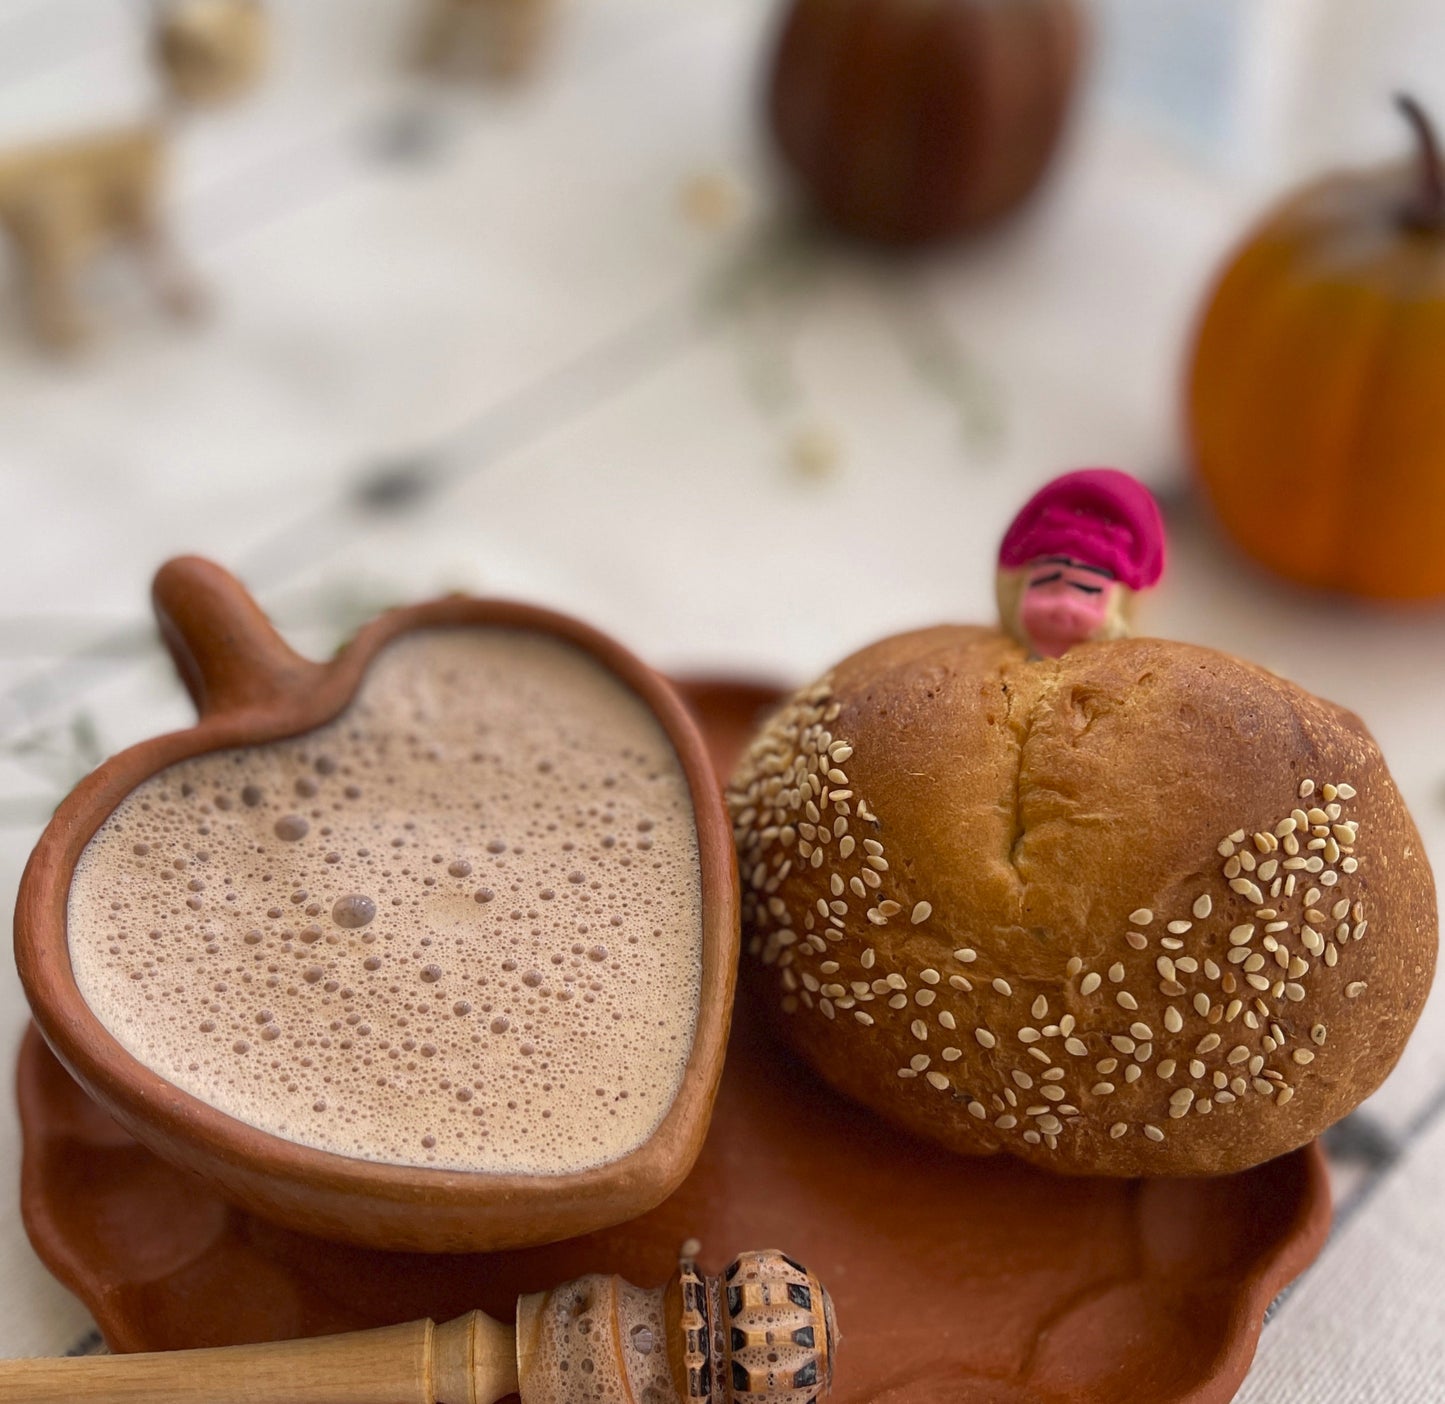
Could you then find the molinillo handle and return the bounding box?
[151,555,326,722]
[0,1312,516,1404]
[0,1251,836,1404]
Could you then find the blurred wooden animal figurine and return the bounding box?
[0,0,267,352]
[1,1248,838,1403]
[414,0,558,81]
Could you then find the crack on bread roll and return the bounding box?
[726,631,1431,1176]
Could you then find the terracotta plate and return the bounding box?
[16,679,1331,1403]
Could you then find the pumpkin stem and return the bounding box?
[1396,93,1445,230]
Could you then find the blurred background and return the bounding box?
[2,0,1445,1396]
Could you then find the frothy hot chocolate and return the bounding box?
[67,628,703,1175]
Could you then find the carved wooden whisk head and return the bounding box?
[519,1249,837,1403]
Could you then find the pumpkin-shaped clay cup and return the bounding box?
[15,558,738,1252]
[729,626,1436,1176]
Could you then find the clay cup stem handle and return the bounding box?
[0,1310,519,1404]
[152,556,326,721]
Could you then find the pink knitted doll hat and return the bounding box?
[997,468,1166,591]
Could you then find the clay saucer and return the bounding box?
[12,558,740,1253]
[16,679,1331,1403]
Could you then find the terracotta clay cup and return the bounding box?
[13,557,739,1253]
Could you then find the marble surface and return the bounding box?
[1,1,1443,1396]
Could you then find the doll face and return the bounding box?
[1016,557,1121,658]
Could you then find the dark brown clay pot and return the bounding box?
[766,0,1084,246]
[13,557,739,1253]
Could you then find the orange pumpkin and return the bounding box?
[765,0,1083,246]
[1187,96,1445,600]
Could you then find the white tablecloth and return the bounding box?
[2,1,1444,1396]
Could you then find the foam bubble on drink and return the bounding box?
[67,629,703,1175]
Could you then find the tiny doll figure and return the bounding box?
[995,467,1165,658]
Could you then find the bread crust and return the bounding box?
[729,627,1437,1176]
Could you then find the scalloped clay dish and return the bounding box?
[18,676,1330,1403]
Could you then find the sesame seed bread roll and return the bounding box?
[728,626,1437,1176]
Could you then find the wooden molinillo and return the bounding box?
[0,1251,835,1404]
